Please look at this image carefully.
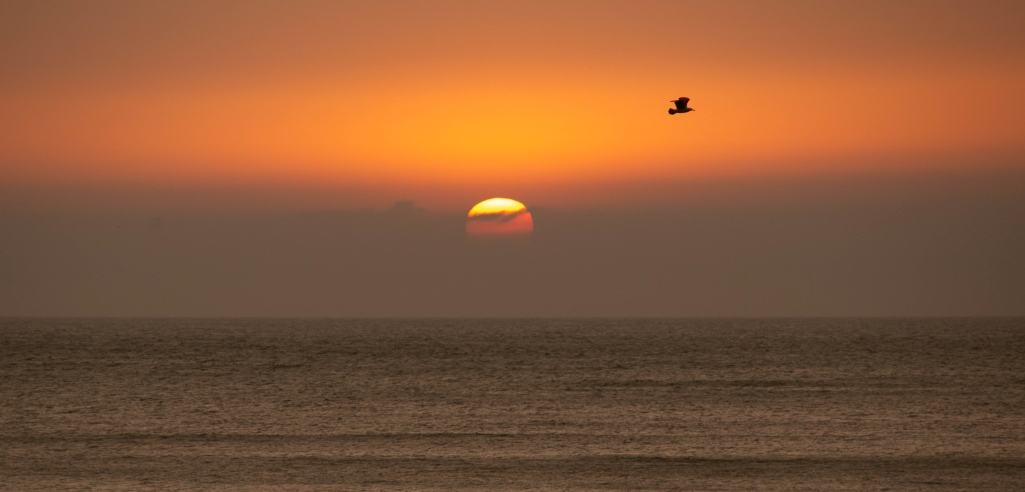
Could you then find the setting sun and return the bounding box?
[466,198,534,239]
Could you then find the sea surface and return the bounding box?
[2,318,1024,491]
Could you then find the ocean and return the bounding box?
[2,318,1023,490]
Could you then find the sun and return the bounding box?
[466,198,534,239]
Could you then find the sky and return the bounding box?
[1,1,1023,316]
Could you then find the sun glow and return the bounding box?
[466,198,534,239]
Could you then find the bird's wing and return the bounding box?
[674,97,690,109]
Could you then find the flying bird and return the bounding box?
[668,97,694,115]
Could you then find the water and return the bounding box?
[2,318,1024,490]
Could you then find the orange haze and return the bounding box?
[2,1,1024,208]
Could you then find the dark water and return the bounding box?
[2,318,1024,490]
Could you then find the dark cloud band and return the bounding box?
[467,208,528,223]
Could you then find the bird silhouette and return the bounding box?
[668,97,694,115]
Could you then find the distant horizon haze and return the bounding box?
[2,170,1021,318]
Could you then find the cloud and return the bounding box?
[386,201,426,215]
[467,208,529,223]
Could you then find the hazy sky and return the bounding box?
[3,1,1024,199]
[3,171,1022,317]
[1,1,1023,316]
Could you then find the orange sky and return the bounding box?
[2,1,1024,207]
